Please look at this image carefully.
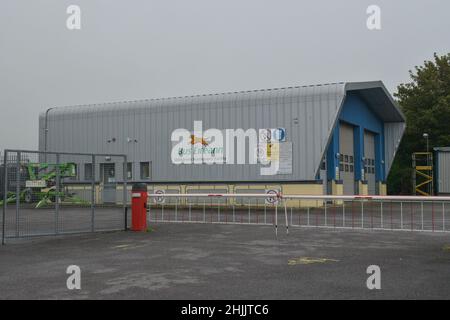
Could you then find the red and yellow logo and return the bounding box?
[190,135,210,146]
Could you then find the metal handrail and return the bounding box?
[147,193,450,202]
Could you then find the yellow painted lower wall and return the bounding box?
[283,184,323,207]
[142,182,324,207]
[378,182,387,196]
[331,181,343,205]
[358,181,368,196]
[68,180,390,207]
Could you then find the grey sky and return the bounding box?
[1,0,449,150]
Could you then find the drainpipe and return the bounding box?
[43,107,54,163]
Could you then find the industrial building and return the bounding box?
[435,147,450,195]
[38,81,405,200]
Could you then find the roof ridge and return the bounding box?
[50,82,346,111]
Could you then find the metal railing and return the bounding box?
[147,193,450,235]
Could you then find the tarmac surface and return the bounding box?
[1,223,450,299]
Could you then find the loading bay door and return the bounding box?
[364,131,376,195]
[339,122,355,195]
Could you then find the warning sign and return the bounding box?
[153,189,165,204]
[265,189,280,205]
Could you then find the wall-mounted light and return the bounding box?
[105,156,111,161]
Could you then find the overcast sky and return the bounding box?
[1,0,449,150]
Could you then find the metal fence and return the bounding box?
[1,150,128,244]
[147,193,450,235]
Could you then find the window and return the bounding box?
[67,164,78,181]
[349,156,353,163]
[140,162,151,180]
[126,163,133,180]
[350,165,354,173]
[345,164,349,172]
[344,155,348,162]
[84,163,93,180]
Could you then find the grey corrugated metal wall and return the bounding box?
[384,122,406,175]
[39,84,346,182]
[437,151,450,194]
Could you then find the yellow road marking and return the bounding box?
[112,244,131,249]
[112,244,148,250]
[288,257,339,265]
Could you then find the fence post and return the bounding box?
[2,151,8,245]
[421,202,424,231]
[284,199,289,234]
[203,200,206,223]
[361,200,364,229]
[189,203,192,222]
[443,202,445,232]
[55,153,60,234]
[290,207,293,226]
[342,201,345,228]
[307,207,310,226]
[400,202,403,230]
[217,199,220,223]
[275,204,278,238]
[123,156,127,231]
[380,201,383,229]
[264,201,266,224]
[15,152,20,238]
[91,155,95,232]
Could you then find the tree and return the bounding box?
[388,53,450,194]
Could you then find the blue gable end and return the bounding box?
[327,92,386,183]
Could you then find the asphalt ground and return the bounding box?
[1,222,450,299]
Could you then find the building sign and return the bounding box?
[277,142,293,174]
[171,121,291,176]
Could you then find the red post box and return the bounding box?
[131,183,148,231]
